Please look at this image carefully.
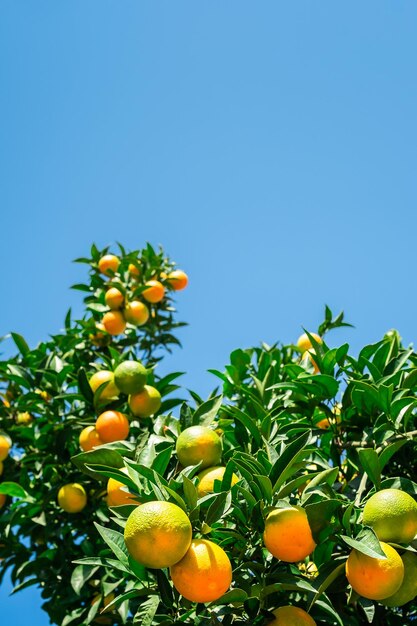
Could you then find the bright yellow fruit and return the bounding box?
[79,426,103,452]
[129,385,161,418]
[89,371,119,403]
[297,333,322,352]
[363,489,417,544]
[0,435,11,462]
[196,466,239,497]
[58,483,87,513]
[263,506,316,563]
[98,255,120,276]
[176,426,222,470]
[346,542,404,601]
[105,287,124,310]
[124,501,192,568]
[170,539,232,603]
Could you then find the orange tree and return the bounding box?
[1,248,417,626]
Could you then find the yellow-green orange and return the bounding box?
[129,385,161,418]
[345,542,404,601]
[196,466,239,497]
[124,501,192,568]
[89,371,119,403]
[124,300,149,326]
[263,506,316,563]
[58,483,87,513]
[105,287,124,310]
[170,539,232,603]
[269,606,317,626]
[176,426,222,470]
[114,360,147,395]
[297,332,322,352]
[381,551,417,607]
[363,489,417,544]
[0,435,11,462]
[107,468,138,507]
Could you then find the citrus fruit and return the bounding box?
[269,606,317,625]
[0,461,3,476]
[176,426,222,470]
[114,361,147,395]
[0,435,11,461]
[302,350,319,373]
[129,385,161,418]
[381,551,417,607]
[128,263,141,278]
[124,501,192,568]
[89,371,119,403]
[196,466,239,497]
[95,411,130,443]
[363,489,417,543]
[263,506,316,562]
[142,280,165,303]
[297,333,322,352]
[167,270,188,291]
[346,542,404,600]
[124,300,149,326]
[170,539,232,603]
[102,310,126,335]
[98,255,120,276]
[105,287,124,310]
[16,412,33,425]
[89,323,111,347]
[0,494,6,510]
[315,404,342,430]
[57,483,87,513]
[79,426,103,451]
[107,468,137,507]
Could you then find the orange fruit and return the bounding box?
[98,255,120,276]
[346,542,404,600]
[89,323,111,347]
[128,263,141,278]
[57,483,87,513]
[381,551,417,607]
[95,411,130,443]
[0,435,11,461]
[105,287,124,310]
[297,333,322,352]
[124,501,192,568]
[142,280,165,303]
[176,426,222,470]
[79,426,103,452]
[114,361,147,394]
[129,385,161,418]
[89,371,119,403]
[196,466,239,497]
[0,494,6,510]
[269,606,317,625]
[102,311,126,335]
[167,270,188,291]
[363,489,417,544]
[16,412,33,425]
[170,539,232,603]
[124,300,149,326]
[302,350,319,373]
[107,468,137,506]
[263,506,316,563]
[316,404,342,430]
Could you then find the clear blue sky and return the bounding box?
[1,2,416,624]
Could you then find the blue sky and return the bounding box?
[1,2,417,624]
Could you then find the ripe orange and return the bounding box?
[57,483,87,513]
[176,426,222,470]
[129,385,161,418]
[346,542,404,600]
[102,311,126,336]
[166,270,188,291]
[269,606,317,625]
[124,300,149,326]
[170,539,232,603]
[89,371,119,403]
[107,468,137,507]
[98,255,120,276]
[263,506,316,563]
[0,494,6,509]
[196,466,239,497]
[381,551,417,607]
[363,489,417,544]
[128,263,141,278]
[79,426,103,452]
[297,333,322,352]
[142,280,165,303]
[0,435,11,461]
[315,404,342,430]
[95,411,130,443]
[105,287,124,310]
[124,501,192,568]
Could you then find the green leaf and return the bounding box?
[71,564,98,595]
[341,528,386,559]
[270,431,312,492]
[379,440,407,471]
[0,482,29,498]
[358,449,381,490]
[72,449,125,480]
[308,562,345,609]
[94,523,129,567]
[78,367,94,403]
[206,491,232,526]
[212,588,248,605]
[133,596,159,625]
[193,394,223,427]
[11,332,30,356]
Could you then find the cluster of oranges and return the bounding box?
[92,254,188,339]
[0,434,11,510]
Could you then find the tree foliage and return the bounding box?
[0,244,416,626]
